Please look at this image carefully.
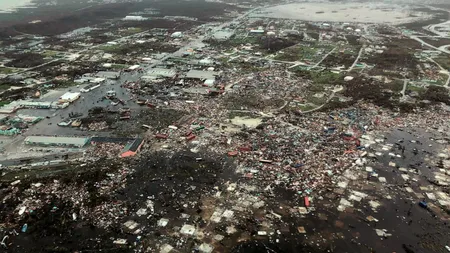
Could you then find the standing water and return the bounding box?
[0,0,33,12]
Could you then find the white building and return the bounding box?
[171,32,183,38]
[59,92,80,103]
[128,65,140,71]
[250,29,264,34]
[123,16,147,21]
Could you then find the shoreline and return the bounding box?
[0,0,35,13]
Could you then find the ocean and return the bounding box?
[0,0,33,12]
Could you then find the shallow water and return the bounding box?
[0,0,33,12]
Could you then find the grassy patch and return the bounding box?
[293,69,344,85]
[387,79,405,92]
[298,104,316,112]
[53,80,78,88]
[434,56,450,70]
[0,67,16,74]
[275,44,318,62]
[420,85,450,105]
[41,50,61,57]
[407,84,425,93]
[0,101,10,106]
[121,27,143,35]
[228,36,260,46]
[305,94,327,105]
[110,64,129,70]
[0,83,12,91]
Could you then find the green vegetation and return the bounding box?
[407,84,425,94]
[228,36,260,46]
[275,44,318,62]
[311,71,342,85]
[110,64,129,70]
[98,44,122,53]
[438,73,449,83]
[0,101,10,106]
[434,56,450,70]
[0,67,16,74]
[98,42,178,55]
[53,80,78,88]
[293,69,344,85]
[298,104,317,111]
[420,85,450,105]
[305,93,328,105]
[41,50,61,57]
[0,83,12,91]
[388,79,405,92]
[121,27,143,35]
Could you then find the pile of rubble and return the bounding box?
[88,121,109,131]
[88,143,125,158]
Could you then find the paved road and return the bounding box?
[310,47,337,69]
[408,35,450,55]
[400,79,408,99]
[347,46,365,72]
[0,152,82,167]
[301,91,336,114]
[427,57,450,87]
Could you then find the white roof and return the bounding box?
[60,92,80,100]
[129,65,140,70]
[25,136,89,146]
[171,32,183,38]
[204,79,215,85]
[93,78,105,82]
[185,70,219,79]
[123,16,147,21]
[141,76,158,80]
[146,68,176,78]
[199,59,213,65]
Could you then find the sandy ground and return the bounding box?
[253,3,432,24]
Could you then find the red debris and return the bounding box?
[342,136,353,141]
[239,146,252,152]
[228,151,238,157]
[186,134,196,141]
[155,134,168,139]
[244,173,253,179]
[374,116,380,125]
[304,197,310,207]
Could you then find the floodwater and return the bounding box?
[0,0,33,12]
[253,3,432,24]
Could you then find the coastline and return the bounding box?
[0,0,34,13]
